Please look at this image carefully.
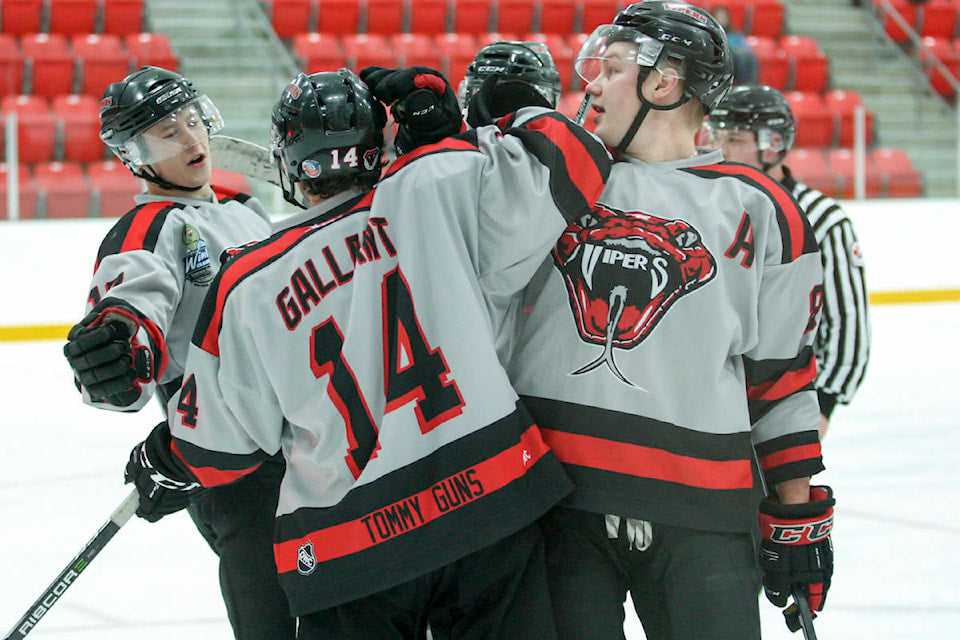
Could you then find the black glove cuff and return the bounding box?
[141,421,195,484]
[466,77,551,128]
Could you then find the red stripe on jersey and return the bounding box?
[171,440,262,487]
[116,202,168,256]
[213,184,241,200]
[697,162,807,261]
[757,442,822,472]
[524,115,606,207]
[383,138,479,178]
[273,424,550,573]
[747,355,817,402]
[541,428,754,490]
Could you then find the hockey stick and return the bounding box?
[3,489,139,640]
[574,93,593,126]
[783,589,819,640]
[210,135,280,187]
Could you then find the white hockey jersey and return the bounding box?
[508,151,826,533]
[78,186,271,412]
[168,109,611,614]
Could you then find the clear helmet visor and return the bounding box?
[457,77,560,110]
[120,95,223,169]
[574,24,673,84]
[703,121,784,153]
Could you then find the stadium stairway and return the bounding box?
[785,0,958,197]
[147,0,298,206]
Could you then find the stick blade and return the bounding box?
[210,135,279,187]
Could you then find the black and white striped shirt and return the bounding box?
[782,166,871,416]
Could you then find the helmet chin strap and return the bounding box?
[614,67,691,156]
[136,165,206,193]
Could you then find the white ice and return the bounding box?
[2,301,959,639]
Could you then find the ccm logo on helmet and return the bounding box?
[767,516,833,545]
[660,34,694,47]
[663,3,708,23]
[156,86,183,104]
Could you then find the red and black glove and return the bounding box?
[63,297,164,407]
[758,485,835,621]
[360,65,463,155]
[465,74,552,128]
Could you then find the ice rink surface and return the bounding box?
[2,301,958,639]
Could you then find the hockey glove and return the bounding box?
[466,74,552,128]
[124,421,201,522]
[759,485,835,618]
[360,65,462,155]
[63,298,162,407]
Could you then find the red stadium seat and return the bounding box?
[265,0,316,38]
[869,147,922,197]
[1,0,43,35]
[0,163,38,218]
[292,32,347,72]
[123,32,179,71]
[785,148,839,198]
[53,93,103,162]
[20,33,75,97]
[48,0,98,35]
[451,0,494,34]
[212,168,252,194]
[0,34,25,96]
[102,0,145,35]
[539,0,577,34]
[1,93,56,162]
[826,148,883,199]
[342,33,395,73]
[580,0,622,34]
[409,0,449,34]
[780,34,829,92]
[824,89,875,148]
[71,34,131,98]
[317,0,361,33]
[747,35,788,90]
[366,0,405,35]
[747,0,785,37]
[34,160,91,218]
[391,33,442,69]
[919,36,959,98]
[917,0,958,38]
[87,159,142,217]
[785,91,834,148]
[496,0,537,35]
[525,32,574,90]
[873,0,916,44]
[435,32,480,92]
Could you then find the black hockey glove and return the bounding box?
[360,65,462,155]
[124,421,201,522]
[63,297,160,407]
[466,74,552,128]
[759,485,835,621]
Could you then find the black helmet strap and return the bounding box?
[134,165,206,194]
[614,66,691,156]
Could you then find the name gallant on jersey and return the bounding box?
[277,216,396,330]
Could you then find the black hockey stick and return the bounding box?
[783,588,818,640]
[210,135,280,187]
[3,489,139,640]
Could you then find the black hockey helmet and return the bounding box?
[273,69,387,207]
[459,40,562,108]
[707,84,797,159]
[99,66,223,173]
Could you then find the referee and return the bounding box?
[706,84,872,440]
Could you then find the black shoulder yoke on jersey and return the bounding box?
[680,160,818,264]
[95,201,180,272]
[212,184,253,205]
[191,190,375,355]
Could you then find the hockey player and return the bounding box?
[123,67,611,639]
[706,84,872,440]
[505,3,834,639]
[458,39,563,126]
[61,67,295,639]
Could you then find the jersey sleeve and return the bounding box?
[813,216,871,407]
[168,273,279,487]
[744,185,826,488]
[78,203,184,412]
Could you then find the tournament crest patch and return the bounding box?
[297,542,317,575]
[182,224,213,285]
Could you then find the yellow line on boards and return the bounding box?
[0,289,958,342]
